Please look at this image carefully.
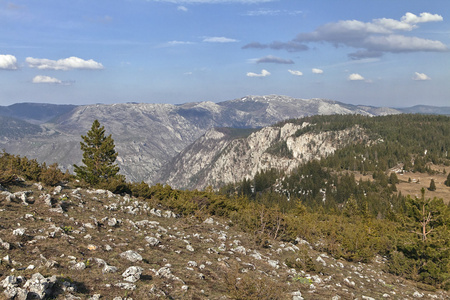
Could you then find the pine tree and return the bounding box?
[445,173,450,187]
[74,120,120,186]
[428,179,436,191]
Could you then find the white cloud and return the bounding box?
[288,69,303,76]
[348,73,365,81]
[401,12,443,24]
[413,72,431,81]
[203,36,238,43]
[158,40,195,47]
[246,69,270,77]
[32,75,63,84]
[177,5,188,11]
[365,34,447,52]
[256,55,294,64]
[0,54,18,70]
[26,56,104,70]
[312,68,323,74]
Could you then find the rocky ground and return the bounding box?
[0,181,449,299]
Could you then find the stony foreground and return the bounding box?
[0,182,449,299]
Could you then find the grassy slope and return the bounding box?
[0,180,449,299]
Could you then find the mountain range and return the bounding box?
[0,95,448,187]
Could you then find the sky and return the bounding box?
[0,0,449,107]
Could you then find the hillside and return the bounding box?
[160,114,450,190]
[159,123,371,190]
[0,95,403,185]
[1,179,449,299]
[0,116,43,139]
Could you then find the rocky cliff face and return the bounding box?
[0,95,400,185]
[159,122,371,189]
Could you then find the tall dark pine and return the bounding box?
[74,120,119,185]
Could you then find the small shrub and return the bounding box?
[292,275,313,285]
[40,163,64,186]
[62,226,73,234]
[285,245,321,273]
[0,170,16,186]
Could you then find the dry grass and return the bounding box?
[354,164,450,204]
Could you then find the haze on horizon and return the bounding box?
[1,0,449,107]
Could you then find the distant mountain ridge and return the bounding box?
[0,103,77,124]
[396,105,450,115]
[0,95,448,186]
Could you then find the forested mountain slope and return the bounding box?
[160,114,450,190]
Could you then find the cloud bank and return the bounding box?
[256,55,294,64]
[0,54,18,70]
[242,41,308,52]
[296,12,446,59]
[247,69,270,77]
[26,56,104,70]
[243,12,447,59]
[203,36,238,43]
[245,9,302,16]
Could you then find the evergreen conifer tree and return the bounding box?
[445,173,450,187]
[74,120,119,186]
[428,179,436,191]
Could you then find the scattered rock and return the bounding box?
[114,282,136,290]
[203,217,214,224]
[107,218,118,227]
[69,261,86,271]
[268,260,279,269]
[0,237,11,250]
[102,265,118,274]
[145,236,160,246]
[87,244,98,251]
[120,250,143,262]
[23,273,57,300]
[291,290,303,300]
[413,291,424,298]
[122,266,143,282]
[53,186,63,195]
[13,228,26,236]
[316,255,326,266]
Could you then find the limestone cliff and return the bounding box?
[159,122,370,189]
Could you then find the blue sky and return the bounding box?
[1,0,449,107]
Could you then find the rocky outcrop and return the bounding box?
[159,122,371,189]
